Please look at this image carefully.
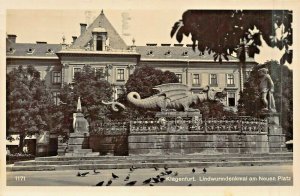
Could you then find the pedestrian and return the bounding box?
[23,144,28,154]
[6,147,11,156]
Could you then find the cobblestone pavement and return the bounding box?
[6,165,292,186]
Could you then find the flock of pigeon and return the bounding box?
[76,166,207,186]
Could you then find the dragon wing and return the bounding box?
[153,83,192,102]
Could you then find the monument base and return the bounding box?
[128,133,270,155]
[65,132,99,157]
[262,113,287,153]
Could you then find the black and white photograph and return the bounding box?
[1,1,299,196]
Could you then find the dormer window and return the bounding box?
[27,48,34,54]
[165,50,171,56]
[7,47,15,54]
[47,48,54,53]
[147,50,154,56]
[182,51,188,56]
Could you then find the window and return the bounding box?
[228,92,235,107]
[52,71,61,84]
[47,48,54,53]
[227,74,235,86]
[147,50,154,55]
[39,71,46,80]
[183,51,188,56]
[52,92,60,105]
[210,74,218,86]
[27,48,34,54]
[245,71,251,80]
[116,69,125,81]
[176,74,182,83]
[73,67,82,78]
[96,39,103,51]
[95,68,104,79]
[193,74,200,86]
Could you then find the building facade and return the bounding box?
[6,10,257,110]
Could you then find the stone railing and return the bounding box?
[129,117,268,134]
[90,121,128,136]
[204,117,267,133]
[90,117,268,135]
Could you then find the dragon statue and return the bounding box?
[127,83,217,112]
[102,100,126,112]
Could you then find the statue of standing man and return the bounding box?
[258,68,276,113]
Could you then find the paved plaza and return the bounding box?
[7,165,292,186]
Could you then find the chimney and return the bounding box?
[174,44,184,47]
[36,41,47,44]
[72,36,77,43]
[146,43,157,46]
[80,23,87,35]
[7,34,17,43]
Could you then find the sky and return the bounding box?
[6,9,292,67]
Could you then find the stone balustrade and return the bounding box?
[90,121,128,135]
[129,117,268,134]
[90,117,268,135]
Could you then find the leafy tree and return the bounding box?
[7,65,57,150]
[238,61,293,140]
[118,65,179,119]
[171,10,292,64]
[58,65,113,133]
[192,91,236,118]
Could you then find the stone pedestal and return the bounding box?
[64,104,99,156]
[57,136,68,156]
[264,113,286,152]
[36,144,48,157]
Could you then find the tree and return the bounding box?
[58,65,113,133]
[238,61,293,140]
[119,65,179,119]
[7,65,57,150]
[192,91,235,118]
[171,10,292,64]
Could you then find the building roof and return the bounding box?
[136,46,256,62]
[6,42,62,58]
[70,11,127,50]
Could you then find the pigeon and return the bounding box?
[81,172,89,177]
[126,181,137,186]
[160,171,166,176]
[124,174,130,181]
[152,177,160,183]
[160,177,165,182]
[130,167,134,172]
[76,172,81,177]
[164,166,168,170]
[173,171,178,176]
[106,179,112,186]
[166,170,172,175]
[149,183,154,186]
[203,168,207,174]
[192,168,195,173]
[96,181,104,186]
[143,178,152,184]
[112,173,119,179]
[188,183,192,186]
[154,167,159,171]
[93,169,100,174]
